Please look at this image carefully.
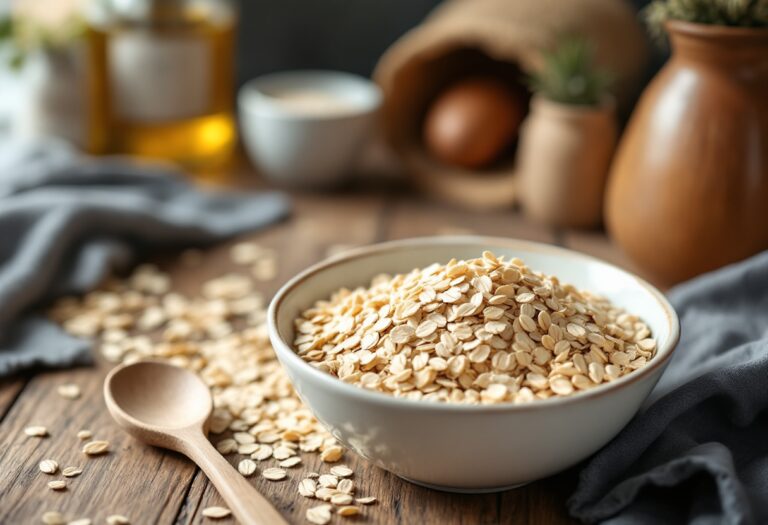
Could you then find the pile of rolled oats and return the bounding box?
[49,243,375,524]
[294,251,657,404]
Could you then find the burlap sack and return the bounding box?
[374,0,649,209]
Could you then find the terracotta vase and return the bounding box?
[606,21,768,285]
[517,95,617,228]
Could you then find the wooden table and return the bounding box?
[0,186,642,525]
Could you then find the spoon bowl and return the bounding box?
[105,361,288,525]
[106,360,211,432]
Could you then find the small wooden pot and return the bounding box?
[517,96,617,228]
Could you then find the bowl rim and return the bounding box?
[267,236,681,413]
[238,69,382,122]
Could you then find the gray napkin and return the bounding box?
[569,251,768,525]
[0,140,290,376]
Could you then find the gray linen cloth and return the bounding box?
[569,251,768,525]
[0,140,289,375]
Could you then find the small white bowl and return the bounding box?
[267,237,679,492]
[238,70,381,188]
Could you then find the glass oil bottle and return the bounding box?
[89,0,237,171]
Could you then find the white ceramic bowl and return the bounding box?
[238,70,381,188]
[268,237,679,492]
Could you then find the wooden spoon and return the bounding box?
[104,361,288,525]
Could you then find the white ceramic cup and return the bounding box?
[268,237,680,492]
[238,70,382,188]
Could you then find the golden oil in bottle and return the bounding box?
[89,0,236,172]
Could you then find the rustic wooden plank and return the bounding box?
[0,364,197,525]
[184,450,505,525]
[497,484,530,524]
[380,478,500,525]
[522,475,580,525]
[0,378,27,421]
[0,191,590,525]
[384,198,556,243]
[184,454,504,525]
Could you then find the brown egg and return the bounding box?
[423,77,525,169]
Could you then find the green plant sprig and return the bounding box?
[644,0,768,41]
[527,37,612,107]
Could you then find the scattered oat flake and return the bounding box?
[39,459,59,474]
[76,430,92,440]
[68,520,91,525]
[48,480,66,491]
[315,487,336,501]
[337,478,354,494]
[331,493,353,505]
[337,505,361,517]
[202,506,231,519]
[298,478,317,497]
[272,445,294,460]
[238,459,257,477]
[330,465,353,478]
[279,456,302,468]
[215,438,237,455]
[57,383,81,400]
[24,425,48,437]
[106,515,130,525]
[300,436,323,453]
[251,445,273,461]
[306,504,332,525]
[320,446,343,463]
[62,466,82,477]
[237,443,259,455]
[318,474,338,488]
[233,431,255,444]
[41,511,65,525]
[82,440,109,455]
[262,467,286,481]
[356,496,377,505]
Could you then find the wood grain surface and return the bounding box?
[0,189,632,525]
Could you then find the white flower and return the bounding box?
[8,0,88,53]
[11,0,87,30]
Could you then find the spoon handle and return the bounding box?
[183,432,289,525]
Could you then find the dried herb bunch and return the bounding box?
[527,37,612,107]
[645,0,768,40]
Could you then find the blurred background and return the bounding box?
[1,0,766,287]
[0,0,440,138]
[0,0,656,149]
